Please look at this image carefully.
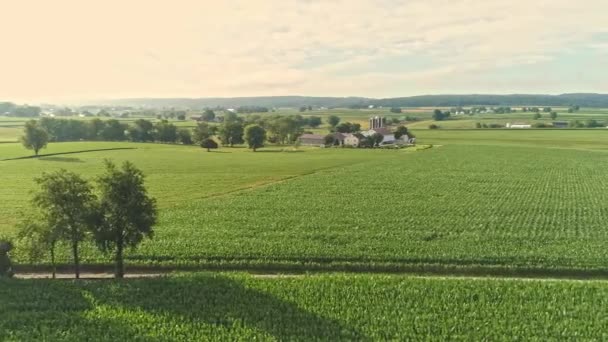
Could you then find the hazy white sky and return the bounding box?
[1,0,607,103]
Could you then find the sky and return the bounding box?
[1,0,608,104]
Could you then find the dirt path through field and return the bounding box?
[13,271,608,282]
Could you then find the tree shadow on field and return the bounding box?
[38,156,84,163]
[88,274,367,341]
[256,149,305,153]
[0,279,161,341]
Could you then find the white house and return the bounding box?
[506,123,531,129]
[343,133,362,147]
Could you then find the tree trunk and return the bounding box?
[207,147,210,152]
[115,238,124,279]
[50,244,56,279]
[253,147,256,152]
[72,241,80,279]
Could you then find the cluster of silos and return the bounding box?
[369,116,385,129]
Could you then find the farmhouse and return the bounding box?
[344,133,364,147]
[299,134,326,146]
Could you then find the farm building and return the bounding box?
[299,134,326,146]
[552,121,568,128]
[344,133,364,147]
[506,123,531,129]
[362,127,396,144]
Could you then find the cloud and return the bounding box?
[1,0,607,102]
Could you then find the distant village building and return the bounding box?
[506,123,531,129]
[299,132,345,146]
[299,134,326,146]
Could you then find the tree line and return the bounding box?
[20,113,334,156]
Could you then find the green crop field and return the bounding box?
[2,129,608,274]
[2,273,607,341]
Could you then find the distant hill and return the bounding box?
[83,93,608,109]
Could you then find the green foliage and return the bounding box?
[327,115,340,127]
[127,119,155,142]
[335,122,360,133]
[432,109,447,121]
[192,122,216,144]
[218,121,245,147]
[32,170,97,278]
[94,160,157,278]
[21,120,49,156]
[202,109,216,122]
[177,128,193,145]
[390,107,402,113]
[533,113,541,120]
[200,138,219,151]
[550,111,558,120]
[428,124,439,129]
[306,116,322,128]
[244,124,266,151]
[154,121,178,143]
[393,125,410,139]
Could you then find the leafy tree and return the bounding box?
[550,111,558,120]
[543,107,552,113]
[13,105,41,117]
[393,126,410,139]
[327,115,340,127]
[299,106,307,112]
[33,170,97,279]
[128,119,155,142]
[154,121,178,143]
[219,121,244,147]
[178,128,193,145]
[244,124,266,152]
[390,107,402,113]
[372,133,384,147]
[266,116,303,144]
[94,161,157,278]
[432,109,447,121]
[100,120,128,141]
[17,218,59,278]
[533,113,541,120]
[307,116,322,128]
[177,113,186,120]
[200,138,219,152]
[21,120,49,156]
[202,109,216,122]
[192,122,217,144]
[475,122,482,129]
[324,134,335,146]
[86,118,106,140]
[335,122,360,133]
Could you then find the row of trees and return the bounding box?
[532,112,558,120]
[0,102,41,117]
[17,161,157,278]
